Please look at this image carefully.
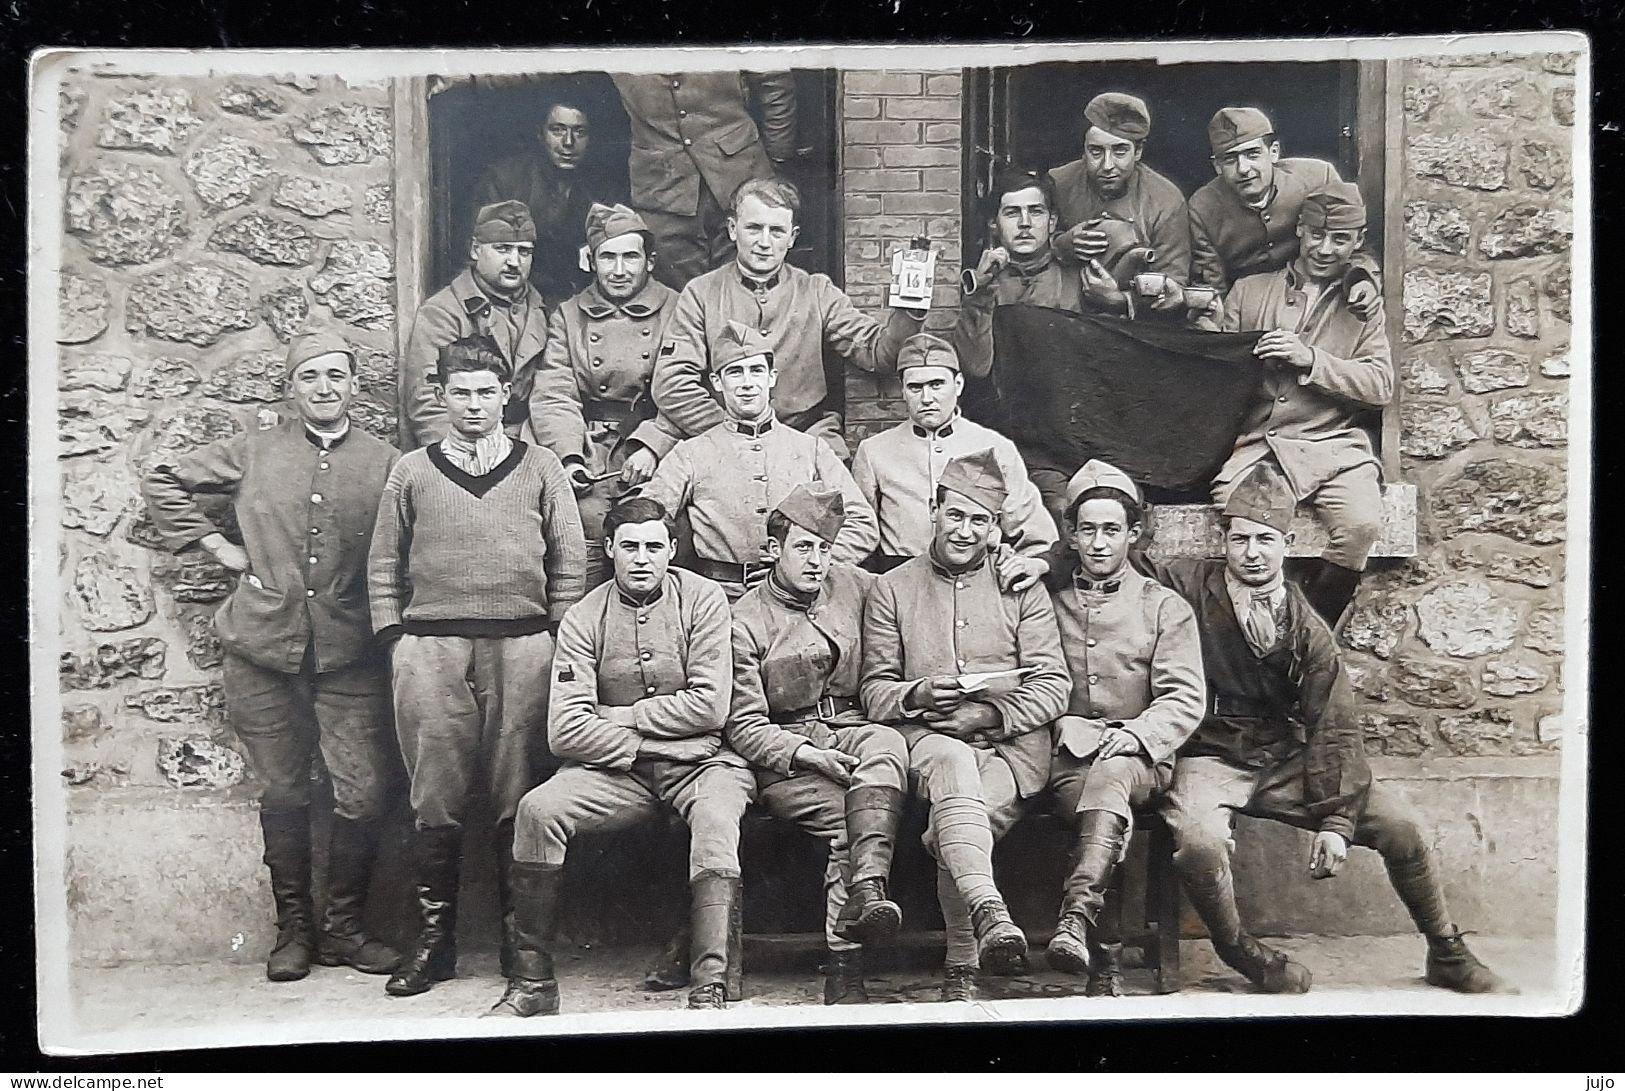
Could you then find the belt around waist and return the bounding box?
[583,399,640,425]
[690,557,770,584]
[779,694,862,724]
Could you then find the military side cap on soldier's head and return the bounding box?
[1221,465,1296,535]
[775,483,846,544]
[584,202,649,253]
[473,200,537,244]
[938,447,1008,515]
[1085,92,1151,143]
[1207,106,1274,156]
[897,332,960,375]
[1299,181,1368,230]
[284,328,354,376]
[711,319,774,373]
[1064,458,1142,512]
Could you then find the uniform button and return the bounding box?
[599,383,609,392]
[956,581,965,590]
[1088,674,1099,684]
[678,109,687,118]
[1278,395,1288,403]
[637,615,647,624]
[933,445,943,453]
[311,493,323,503]
[590,333,600,342]
[683,138,692,146]
[309,556,318,565]
[641,651,652,661]
[593,358,603,367]
[319,462,330,471]
[759,327,769,335]
[1087,638,1097,647]
[311,527,321,535]
[957,620,967,628]
[956,659,966,669]
[646,685,657,694]
[751,443,762,451]
[671,80,680,89]
[756,506,767,514]
[641,329,651,337]
[1267,428,1278,437]
[641,351,650,359]
[753,474,766,481]
[305,589,315,598]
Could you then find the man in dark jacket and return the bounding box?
[142,330,403,984]
[1148,466,1509,995]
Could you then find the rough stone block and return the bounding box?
[1403,81,1441,120]
[1402,269,1493,341]
[132,404,242,476]
[130,356,202,400]
[1390,657,1478,708]
[1491,392,1567,448]
[1344,661,1392,702]
[1543,52,1579,74]
[58,391,149,459]
[1404,201,1471,255]
[58,271,110,345]
[218,82,287,120]
[125,263,257,346]
[1478,205,1572,259]
[1407,131,1508,191]
[201,350,287,403]
[1552,86,1575,126]
[1540,351,1570,379]
[73,550,155,633]
[1399,401,1478,459]
[60,637,167,690]
[1432,457,1565,545]
[1468,74,1544,120]
[1485,551,1555,588]
[1415,578,1520,657]
[1524,605,1563,655]
[1543,266,1570,322]
[61,352,131,393]
[1516,140,1569,191]
[208,212,318,266]
[182,612,224,671]
[62,459,133,537]
[65,163,189,266]
[308,240,394,330]
[291,103,392,165]
[184,135,273,210]
[152,551,234,604]
[1436,709,1519,756]
[1504,277,1540,339]
[60,86,87,132]
[155,737,244,789]
[275,73,320,93]
[1361,713,1434,758]
[363,184,391,226]
[258,282,312,343]
[96,88,201,154]
[1341,591,1409,660]
[63,703,107,742]
[1456,348,1530,393]
[126,684,227,725]
[1482,654,1555,697]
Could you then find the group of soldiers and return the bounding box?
[139,84,1513,1019]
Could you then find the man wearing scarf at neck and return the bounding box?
[860,450,1070,1003]
[401,200,551,450]
[1142,466,1509,996]
[143,331,403,984]
[641,320,878,602]
[725,485,911,1005]
[1043,459,1205,996]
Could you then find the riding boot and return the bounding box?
[493,818,517,980]
[384,825,462,997]
[643,924,692,992]
[260,808,315,983]
[823,947,869,1005]
[488,861,564,1017]
[1046,810,1127,976]
[316,815,402,974]
[833,785,904,945]
[1304,560,1362,629]
[686,869,738,1009]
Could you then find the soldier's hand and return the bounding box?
[1346,279,1380,320]
[906,676,965,714]
[1053,716,1108,759]
[619,447,658,487]
[792,745,859,786]
[640,734,722,763]
[1254,330,1315,370]
[1079,260,1127,311]
[995,550,1048,593]
[1070,224,1110,262]
[927,701,1000,739]
[204,536,251,576]
[1096,727,1144,760]
[1308,830,1349,879]
[1148,277,1189,313]
[975,246,1010,280]
[565,460,595,496]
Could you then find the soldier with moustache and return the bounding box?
[725,484,911,1005]
[860,450,1070,1003]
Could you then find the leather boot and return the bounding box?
[1086,942,1125,997]
[969,896,1027,973]
[940,964,978,1002]
[833,786,904,945]
[493,819,517,980]
[316,816,402,974]
[385,826,462,997]
[260,808,315,983]
[1214,934,1313,994]
[1426,931,1515,994]
[823,947,868,1005]
[1046,810,1127,976]
[643,924,692,992]
[686,870,738,1010]
[488,861,564,1017]
[1304,560,1362,629]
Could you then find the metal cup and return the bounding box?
[1184,286,1220,311]
[1133,272,1168,296]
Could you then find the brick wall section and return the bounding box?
[837,70,964,450]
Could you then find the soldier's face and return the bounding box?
[287,353,356,428]
[993,186,1053,258]
[932,488,997,566]
[901,366,962,430]
[729,195,799,276]
[713,357,777,420]
[1083,127,1142,200]
[1298,224,1366,280]
[438,369,510,438]
[768,525,835,594]
[541,106,590,172]
[609,520,673,595]
[1213,138,1280,201]
[594,233,651,301]
[1224,516,1291,586]
[471,240,534,296]
[1070,497,1137,580]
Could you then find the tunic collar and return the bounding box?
[454,267,538,316]
[1006,251,1055,279]
[1072,567,1126,595]
[737,266,782,293]
[576,278,666,320]
[765,569,819,612]
[911,411,960,440]
[928,542,988,579]
[723,413,776,439]
[616,578,667,609]
[303,419,352,450]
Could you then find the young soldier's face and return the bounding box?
[900,365,962,430]
[1213,138,1281,202]
[768,524,835,595]
[1083,127,1142,200]
[1224,516,1291,586]
[713,357,777,420]
[728,195,799,277]
[287,352,356,428]
[541,105,590,172]
[609,520,673,596]
[932,488,998,567]
[594,232,651,302]
[1297,224,1366,281]
[1070,497,1137,580]
[993,185,1052,258]
[439,368,510,439]
[470,240,534,296]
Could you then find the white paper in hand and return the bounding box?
[889,241,937,310]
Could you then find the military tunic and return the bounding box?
[1047,161,1192,284]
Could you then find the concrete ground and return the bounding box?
[60,932,1556,1048]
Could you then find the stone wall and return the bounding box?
[54,69,399,921]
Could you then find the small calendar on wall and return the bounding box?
[889,236,938,310]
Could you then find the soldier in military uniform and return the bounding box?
[860,450,1070,1002]
[401,201,550,449]
[1042,460,1205,996]
[725,484,910,1005]
[498,497,755,1015]
[641,321,878,602]
[529,203,684,589]
[1147,467,1509,996]
[611,71,798,290]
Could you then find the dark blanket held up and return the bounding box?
[991,304,1265,492]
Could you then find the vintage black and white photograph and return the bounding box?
[28,34,1589,1053]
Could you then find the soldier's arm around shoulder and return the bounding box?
[141,430,252,552]
[1300,296,1395,408]
[650,282,724,439]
